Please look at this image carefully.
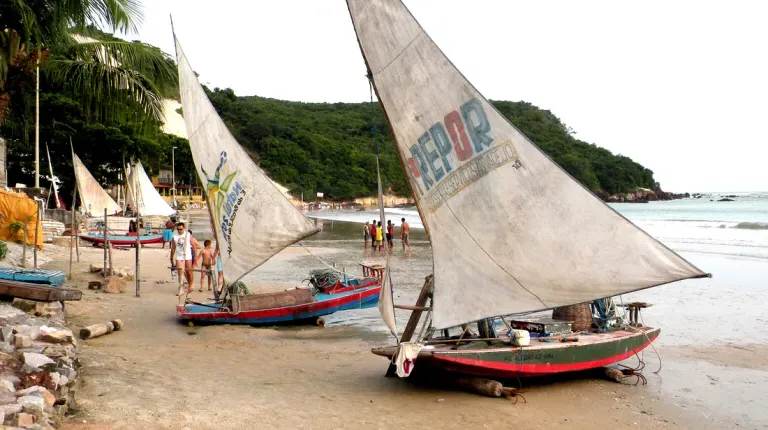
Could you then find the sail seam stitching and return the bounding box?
[372,30,424,76]
[441,197,549,308]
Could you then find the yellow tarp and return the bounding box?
[0,189,43,249]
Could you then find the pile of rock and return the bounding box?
[0,301,79,428]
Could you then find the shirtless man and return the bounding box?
[400,217,411,251]
[198,240,214,292]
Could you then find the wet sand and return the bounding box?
[14,239,708,429]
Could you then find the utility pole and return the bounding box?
[172,146,177,207]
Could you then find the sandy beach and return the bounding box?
[3,223,731,430]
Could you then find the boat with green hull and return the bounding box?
[346,0,708,381]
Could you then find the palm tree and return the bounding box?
[0,0,177,126]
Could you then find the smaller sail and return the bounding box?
[174,35,319,284]
[46,145,60,209]
[72,151,121,216]
[378,262,398,338]
[126,161,175,217]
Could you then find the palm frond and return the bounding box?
[44,59,165,122]
[58,38,178,97]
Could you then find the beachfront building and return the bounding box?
[150,169,204,204]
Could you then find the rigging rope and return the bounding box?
[307,268,356,290]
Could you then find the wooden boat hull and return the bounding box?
[79,233,164,246]
[177,285,382,325]
[372,327,660,378]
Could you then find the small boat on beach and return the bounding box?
[79,232,164,247]
[172,30,381,325]
[346,0,709,380]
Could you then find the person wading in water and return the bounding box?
[400,218,411,251]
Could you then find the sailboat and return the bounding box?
[346,0,709,379]
[172,31,382,325]
[125,161,176,218]
[75,153,164,246]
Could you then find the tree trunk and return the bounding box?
[0,135,6,188]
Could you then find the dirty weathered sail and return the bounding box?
[174,36,319,283]
[126,161,175,217]
[347,0,706,329]
[72,151,121,216]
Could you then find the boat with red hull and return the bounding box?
[346,0,708,384]
[372,327,659,378]
[177,284,382,325]
[79,233,163,246]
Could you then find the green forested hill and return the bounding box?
[206,88,657,200]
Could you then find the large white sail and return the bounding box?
[126,161,175,217]
[72,151,121,216]
[174,36,319,283]
[347,0,707,329]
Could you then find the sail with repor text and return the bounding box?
[346,0,706,330]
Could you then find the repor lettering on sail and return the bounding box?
[405,97,521,211]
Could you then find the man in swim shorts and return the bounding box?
[400,217,411,251]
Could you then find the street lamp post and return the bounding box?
[172,146,177,208]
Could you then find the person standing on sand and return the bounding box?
[199,240,214,292]
[163,218,175,249]
[369,220,377,248]
[364,221,371,249]
[401,218,411,251]
[169,222,201,296]
[386,220,394,249]
[375,221,384,252]
[213,244,224,293]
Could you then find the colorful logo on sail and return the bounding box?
[202,151,246,255]
[405,97,520,211]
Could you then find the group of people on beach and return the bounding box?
[364,218,411,252]
[164,219,224,296]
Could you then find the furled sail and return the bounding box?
[347,0,707,329]
[173,35,319,283]
[72,151,121,216]
[126,161,175,217]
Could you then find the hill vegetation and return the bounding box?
[206,88,658,201]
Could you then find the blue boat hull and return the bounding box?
[177,285,381,325]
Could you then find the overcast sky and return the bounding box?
[135,0,767,193]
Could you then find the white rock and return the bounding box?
[22,352,55,370]
[0,305,27,326]
[0,375,20,386]
[17,395,44,414]
[48,372,61,390]
[0,402,22,414]
[0,379,14,394]
[15,386,46,396]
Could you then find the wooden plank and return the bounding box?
[400,275,433,343]
[236,289,312,311]
[0,279,82,301]
[393,304,430,311]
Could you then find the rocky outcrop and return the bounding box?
[600,188,690,203]
[0,301,79,428]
